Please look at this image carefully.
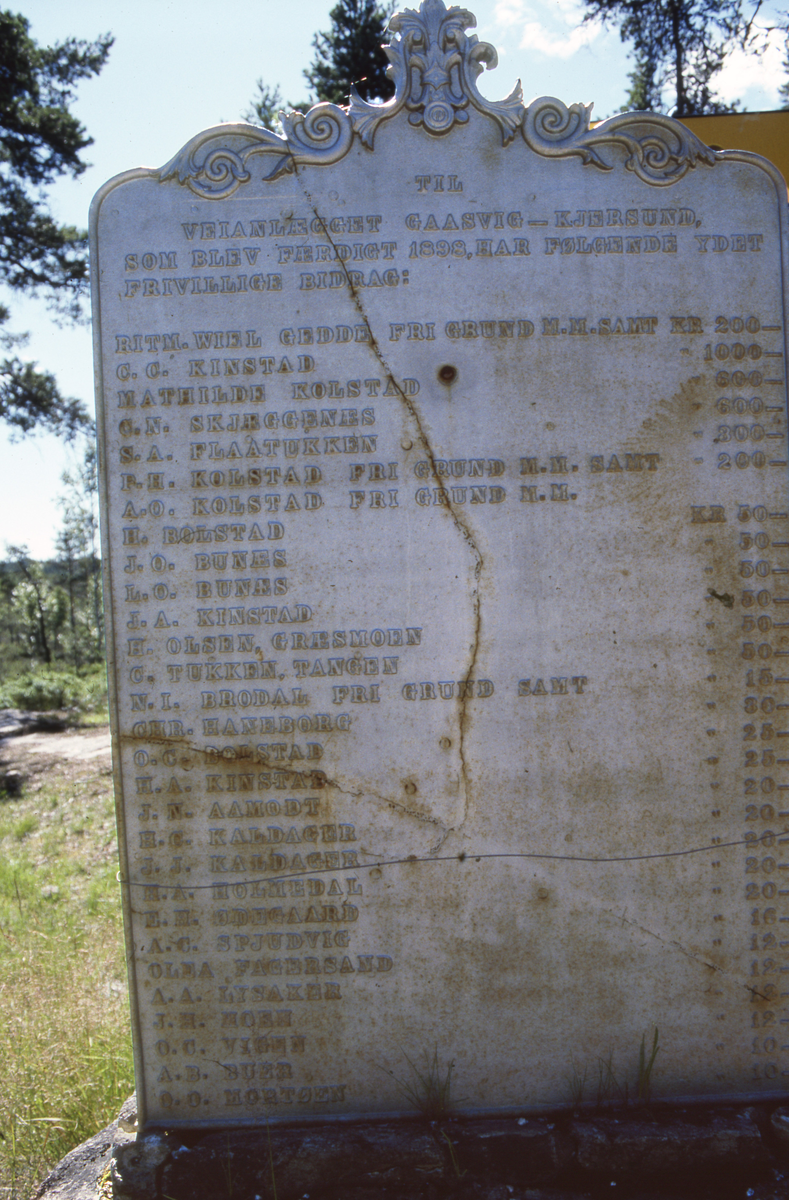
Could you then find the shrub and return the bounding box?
[0,665,107,713]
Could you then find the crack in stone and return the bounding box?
[291,165,484,842]
[119,732,322,778]
[120,726,765,866]
[608,908,770,1002]
[121,733,445,834]
[124,739,452,826]
[119,837,755,893]
[120,719,456,855]
[318,774,449,833]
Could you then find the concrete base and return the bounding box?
[32,1097,789,1200]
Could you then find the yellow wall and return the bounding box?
[678,111,789,189]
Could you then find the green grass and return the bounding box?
[384,1046,458,1119]
[564,1055,588,1106]
[0,734,133,1200]
[596,1048,621,1108]
[11,814,38,840]
[636,1028,661,1103]
[565,1027,662,1111]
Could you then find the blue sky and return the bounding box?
[3,0,786,556]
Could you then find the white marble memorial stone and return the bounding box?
[92,0,789,1129]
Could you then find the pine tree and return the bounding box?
[583,0,763,116]
[5,546,67,665]
[0,11,111,437]
[243,82,312,130]
[55,443,103,666]
[622,52,662,111]
[244,82,286,128]
[244,2,395,129]
[304,0,395,106]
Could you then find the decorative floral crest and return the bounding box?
[157,0,717,197]
[522,97,717,187]
[159,106,353,200]
[349,0,524,146]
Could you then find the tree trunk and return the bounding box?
[671,0,687,116]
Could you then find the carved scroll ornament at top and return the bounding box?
[158,105,354,199]
[157,1,719,197]
[349,0,524,147]
[523,97,718,186]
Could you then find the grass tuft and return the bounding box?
[383,1046,457,1119]
[564,1055,588,1106]
[636,1027,660,1103]
[596,1048,621,1108]
[441,1129,467,1178]
[567,1027,662,1112]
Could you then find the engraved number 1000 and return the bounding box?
[705,342,763,361]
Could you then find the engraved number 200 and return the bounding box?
[718,452,767,469]
[715,316,762,334]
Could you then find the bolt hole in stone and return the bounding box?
[537,887,550,899]
[403,780,418,795]
[438,364,457,385]
[439,737,452,750]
